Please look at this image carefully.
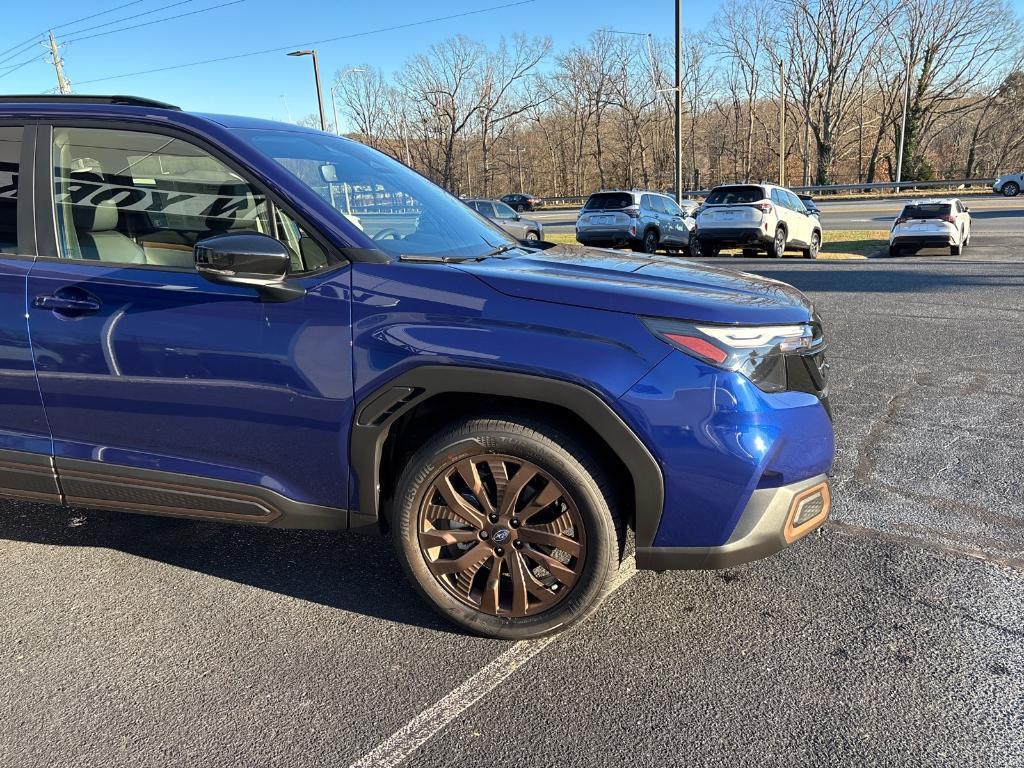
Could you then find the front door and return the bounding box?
[26,125,353,516]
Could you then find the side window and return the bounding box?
[477,202,497,218]
[494,202,518,220]
[662,197,683,217]
[51,127,319,272]
[785,191,805,212]
[640,194,653,211]
[770,188,786,208]
[0,126,21,254]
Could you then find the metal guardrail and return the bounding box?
[537,178,997,208]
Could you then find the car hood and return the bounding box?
[455,245,816,324]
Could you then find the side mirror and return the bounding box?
[194,233,305,302]
[963,205,970,212]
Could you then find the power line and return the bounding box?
[0,53,45,81]
[0,0,146,61]
[64,0,248,45]
[75,0,538,86]
[59,0,207,40]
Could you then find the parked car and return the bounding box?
[798,194,821,219]
[0,95,833,640]
[575,190,698,254]
[992,173,1023,197]
[466,198,543,242]
[693,183,822,259]
[888,198,972,256]
[500,193,540,212]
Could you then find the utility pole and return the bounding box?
[674,0,683,201]
[895,57,912,188]
[47,31,71,94]
[778,57,786,187]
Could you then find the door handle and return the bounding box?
[33,294,101,313]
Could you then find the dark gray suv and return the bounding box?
[575,190,697,254]
[466,198,544,242]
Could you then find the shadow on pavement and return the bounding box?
[0,499,462,635]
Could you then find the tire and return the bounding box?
[802,230,821,259]
[1003,182,1019,197]
[516,203,526,212]
[691,237,717,258]
[392,414,623,640]
[641,229,659,254]
[770,226,787,258]
[888,244,901,257]
[741,248,760,258]
[951,240,962,256]
[525,231,539,242]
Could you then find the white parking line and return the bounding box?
[347,555,638,768]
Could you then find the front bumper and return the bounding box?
[636,474,831,570]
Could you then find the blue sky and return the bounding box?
[0,0,722,122]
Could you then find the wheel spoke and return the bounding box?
[506,549,531,615]
[419,527,480,549]
[497,465,537,517]
[455,459,495,516]
[517,527,582,559]
[435,473,487,529]
[428,542,490,576]
[479,556,503,614]
[524,545,578,585]
[517,481,562,522]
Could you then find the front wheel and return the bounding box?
[1003,182,1020,197]
[392,415,622,640]
[803,231,821,259]
[770,226,787,258]
[524,231,539,242]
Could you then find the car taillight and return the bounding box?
[644,318,815,393]
[756,202,773,214]
[622,206,640,218]
[941,214,956,224]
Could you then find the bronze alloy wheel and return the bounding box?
[416,453,586,618]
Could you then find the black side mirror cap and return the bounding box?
[194,233,305,302]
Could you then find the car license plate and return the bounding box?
[592,215,611,224]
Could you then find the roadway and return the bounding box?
[2,255,1023,766]
[531,194,1024,237]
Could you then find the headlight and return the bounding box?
[644,318,815,392]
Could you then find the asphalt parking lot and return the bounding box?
[2,244,1023,767]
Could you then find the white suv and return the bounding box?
[693,183,822,259]
[888,199,972,256]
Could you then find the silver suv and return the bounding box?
[466,198,544,242]
[575,190,697,254]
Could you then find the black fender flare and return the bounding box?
[349,365,665,548]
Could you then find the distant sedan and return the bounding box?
[466,198,544,242]
[500,193,541,212]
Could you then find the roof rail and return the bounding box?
[0,95,180,110]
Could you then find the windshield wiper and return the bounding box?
[399,243,521,264]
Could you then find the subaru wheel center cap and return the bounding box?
[491,528,511,544]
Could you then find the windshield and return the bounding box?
[236,129,516,259]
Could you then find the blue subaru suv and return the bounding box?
[0,96,833,639]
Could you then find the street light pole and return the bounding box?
[895,57,912,188]
[674,0,683,202]
[329,68,367,135]
[778,57,786,187]
[288,49,327,131]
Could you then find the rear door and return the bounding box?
[784,189,813,245]
[26,123,354,517]
[0,123,61,501]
